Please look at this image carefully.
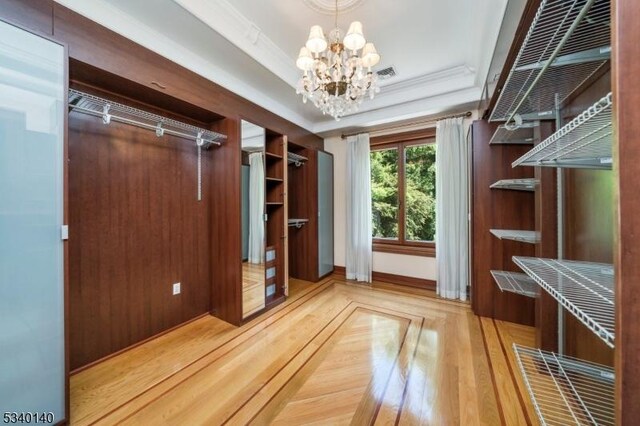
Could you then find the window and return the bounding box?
[370,134,436,256]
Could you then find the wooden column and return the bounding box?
[613,0,640,423]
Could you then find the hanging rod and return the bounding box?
[341,111,472,138]
[68,89,226,148]
[288,218,309,228]
[287,152,308,167]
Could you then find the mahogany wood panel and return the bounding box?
[48,4,321,149]
[68,110,212,370]
[562,72,614,367]
[0,0,53,35]
[288,144,319,282]
[533,122,559,352]
[265,134,287,300]
[612,0,640,422]
[210,117,243,326]
[471,120,536,325]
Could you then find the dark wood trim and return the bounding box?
[370,128,437,146]
[70,312,210,375]
[333,266,436,290]
[613,0,640,422]
[372,242,435,257]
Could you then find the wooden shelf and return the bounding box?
[266,202,284,206]
[266,177,283,183]
[265,151,283,160]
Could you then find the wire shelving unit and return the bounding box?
[513,256,614,348]
[68,89,226,147]
[491,270,538,298]
[489,122,538,145]
[288,218,309,228]
[514,344,614,426]
[490,178,538,191]
[490,0,611,123]
[512,93,613,169]
[287,152,308,167]
[490,229,540,244]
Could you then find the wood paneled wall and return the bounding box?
[68,109,213,369]
[471,120,536,325]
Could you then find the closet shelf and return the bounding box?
[490,0,611,123]
[266,202,284,206]
[513,256,614,348]
[288,218,309,228]
[265,152,283,160]
[490,229,540,244]
[491,271,538,298]
[512,93,613,169]
[489,122,537,145]
[266,177,284,183]
[490,178,538,191]
[514,344,614,426]
[288,152,308,167]
[68,89,226,147]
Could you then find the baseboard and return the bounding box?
[333,265,436,290]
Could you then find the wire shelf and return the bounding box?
[490,229,540,244]
[490,0,611,123]
[490,122,538,145]
[513,257,614,347]
[514,344,614,426]
[288,218,309,228]
[512,93,613,169]
[490,178,538,191]
[288,152,308,167]
[491,270,538,297]
[68,89,226,147]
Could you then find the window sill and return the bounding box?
[373,242,436,258]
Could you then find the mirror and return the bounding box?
[241,120,266,318]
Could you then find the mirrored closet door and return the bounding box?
[241,120,266,318]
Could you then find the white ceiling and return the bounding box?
[55,0,518,136]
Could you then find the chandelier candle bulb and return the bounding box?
[296,3,381,119]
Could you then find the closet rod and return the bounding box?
[71,106,222,146]
[341,111,472,138]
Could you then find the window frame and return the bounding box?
[370,128,437,257]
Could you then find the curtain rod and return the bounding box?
[341,111,472,138]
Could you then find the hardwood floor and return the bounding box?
[242,262,265,318]
[70,275,537,425]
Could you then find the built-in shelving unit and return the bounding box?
[513,256,614,348]
[490,0,611,123]
[514,344,614,426]
[491,270,538,298]
[490,229,540,244]
[512,93,613,169]
[287,152,308,167]
[489,122,537,145]
[490,178,538,191]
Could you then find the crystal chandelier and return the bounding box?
[296,0,381,120]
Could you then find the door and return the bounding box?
[0,21,67,423]
[317,151,334,277]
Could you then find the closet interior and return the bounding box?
[473,0,615,422]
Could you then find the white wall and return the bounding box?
[325,136,438,280]
[324,114,477,282]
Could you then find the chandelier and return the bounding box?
[296,0,381,120]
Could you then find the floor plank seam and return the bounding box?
[478,317,507,426]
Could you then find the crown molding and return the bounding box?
[312,86,482,135]
[171,0,300,88]
[53,0,315,131]
[379,65,475,95]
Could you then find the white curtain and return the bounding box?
[435,117,469,300]
[248,152,264,264]
[346,133,373,282]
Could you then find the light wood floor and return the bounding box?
[70,275,538,425]
[242,262,265,318]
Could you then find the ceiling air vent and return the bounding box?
[376,66,397,80]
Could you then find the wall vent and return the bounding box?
[376,66,397,80]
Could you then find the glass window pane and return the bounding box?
[370,148,399,240]
[404,143,436,242]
